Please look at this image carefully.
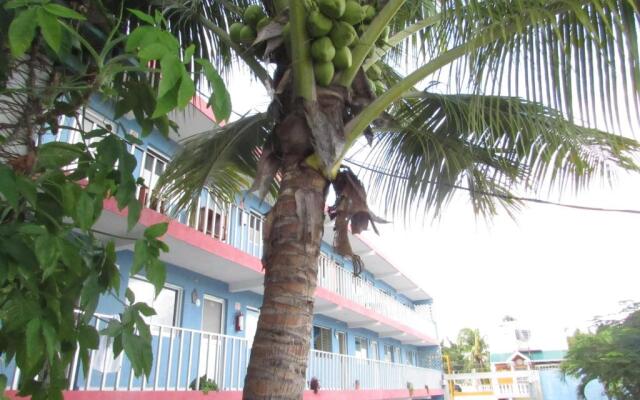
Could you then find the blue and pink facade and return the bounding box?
[2,97,444,399]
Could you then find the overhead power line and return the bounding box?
[344,158,640,215]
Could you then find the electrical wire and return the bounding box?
[344,158,640,215]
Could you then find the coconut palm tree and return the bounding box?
[155,0,640,398]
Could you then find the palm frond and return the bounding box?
[156,112,274,214]
[160,0,264,79]
[353,92,640,220]
[426,0,640,130]
[383,0,439,67]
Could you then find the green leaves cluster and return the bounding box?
[561,304,640,399]
[0,2,231,399]
[7,0,85,57]
[441,328,489,373]
[0,126,158,399]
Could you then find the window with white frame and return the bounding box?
[371,340,380,360]
[383,344,394,362]
[138,149,169,213]
[313,326,332,352]
[355,336,368,359]
[127,276,182,329]
[394,346,401,364]
[406,350,416,366]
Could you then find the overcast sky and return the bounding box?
[226,69,640,353]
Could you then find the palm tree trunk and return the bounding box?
[243,157,329,399]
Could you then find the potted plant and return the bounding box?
[189,375,219,394]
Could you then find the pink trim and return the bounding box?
[103,200,434,342]
[316,287,437,344]
[5,389,443,399]
[103,199,262,273]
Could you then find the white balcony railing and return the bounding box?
[1,315,441,393]
[46,123,435,339]
[307,350,442,391]
[444,370,539,398]
[317,255,438,339]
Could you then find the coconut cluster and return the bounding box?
[229,5,270,46]
[227,1,388,91]
[307,0,380,86]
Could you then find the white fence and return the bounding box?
[307,350,442,391]
[1,316,441,393]
[444,370,541,399]
[318,254,438,339]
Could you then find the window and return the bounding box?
[139,149,169,213]
[394,347,401,364]
[406,350,416,366]
[371,340,379,360]
[336,331,347,355]
[197,192,228,240]
[313,326,332,352]
[127,277,181,330]
[383,344,393,362]
[355,337,368,359]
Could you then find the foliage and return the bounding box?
[189,375,219,394]
[442,328,489,373]
[561,303,640,400]
[0,2,228,399]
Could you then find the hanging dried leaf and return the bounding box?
[303,88,347,174]
[249,144,280,200]
[253,21,285,45]
[330,167,388,276]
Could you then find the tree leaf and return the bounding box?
[43,4,86,20]
[37,142,83,168]
[35,234,60,272]
[127,198,141,231]
[78,324,99,350]
[144,222,168,239]
[183,44,195,62]
[123,331,152,377]
[158,55,182,99]
[8,8,37,57]
[151,85,178,119]
[196,59,231,122]
[145,258,166,298]
[138,43,169,61]
[127,9,155,25]
[177,70,195,109]
[41,320,58,364]
[25,319,43,365]
[37,8,62,54]
[75,191,95,230]
[131,240,148,275]
[125,288,135,304]
[0,165,18,209]
[136,302,156,317]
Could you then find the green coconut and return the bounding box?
[239,25,256,43]
[319,0,346,19]
[307,11,333,38]
[375,80,385,94]
[341,1,364,25]
[330,21,357,48]
[333,46,352,69]
[362,5,376,22]
[367,63,382,79]
[229,22,245,43]
[243,5,265,28]
[311,37,336,62]
[314,61,335,86]
[256,17,271,31]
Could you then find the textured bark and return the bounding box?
[243,161,328,399]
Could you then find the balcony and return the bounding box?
[46,117,436,343]
[317,255,438,340]
[0,316,441,393]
